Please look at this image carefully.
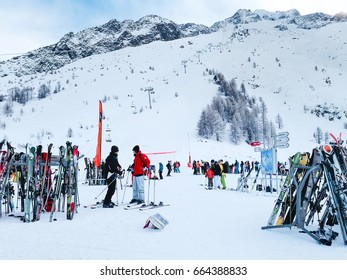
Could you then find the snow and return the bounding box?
[1,13,347,265]
[1,169,347,260]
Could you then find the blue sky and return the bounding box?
[0,0,346,60]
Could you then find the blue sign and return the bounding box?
[261,149,273,174]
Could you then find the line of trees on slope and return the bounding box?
[197,71,278,146]
[1,82,62,117]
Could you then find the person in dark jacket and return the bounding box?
[158,162,164,180]
[102,145,123,208]
[166,160,172,176]
[211,160,221,189]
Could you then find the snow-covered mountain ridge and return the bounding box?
[1,9,346,77]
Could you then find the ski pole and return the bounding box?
[147,173,151,204]
[121,182,127,204]
[94,174,117,200]
[115,177,121,205]
[115,185,118,205]
[153,178,156,204]
[121,171,131,204]
[94,184,108,200]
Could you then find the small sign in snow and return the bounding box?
[277,131,289,137]
[277,143,289,149]
[276,136,289,143]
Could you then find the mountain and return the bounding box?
[289,12,333,29]
[0,15,210,76]
[0,9,345,77]
[0,9,346,163]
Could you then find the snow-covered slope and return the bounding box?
[1,10,346,163]
[0,9,347,262]
[2,172,347,260]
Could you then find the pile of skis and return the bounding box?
[262,133,347,246]
[0,140,80,222]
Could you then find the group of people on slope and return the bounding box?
[101,145,178,208]
[101,145,150,208]
[193,159,261,175]
[231,160,259,174]
[204,159,227,190]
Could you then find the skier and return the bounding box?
[254,161,259,172]
[240,161,244,174]
[235,160,239,174]
[176,161,181,173]
[211,160,221,189]
[129,145,150,204]
[158,162,164,180]
[219,160,227,189]
[205,167,214,190]
[166,160,172,176]
[196,161,201,174]
[192,160,197,175]
[203,161,210,175]
[223,160,230,174]
[102,146,123,208]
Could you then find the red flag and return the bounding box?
[187,153,192,168]
[94,100,103,168]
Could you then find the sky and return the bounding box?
[0,0,346,60]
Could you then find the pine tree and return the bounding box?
[67,128,74,138]
[313,127,323,144]
[230,112,242,144]
[240,82,246,96]
[259,97,269,146]
[324,132,330,144]
[38,84,51,99]
[197,105,225,140]
[211,96,226,121]
[3,100,14,117]
[199,72,274,146]
[197,109,211,138]
[275,114,284,129]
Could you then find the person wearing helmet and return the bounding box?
[102,145,123,208]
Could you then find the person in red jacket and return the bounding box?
[205,167,214,190]
[130,145,150,204]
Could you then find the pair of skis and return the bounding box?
[33,143,53,221]
[84,201,169,210]
[266,152,302,226]
[124,201,169,211]
[0,141,15,218]
[24,144,53,222]
[49,143,79,222]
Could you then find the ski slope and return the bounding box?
[1,168,347,260]
[0,12,347,266]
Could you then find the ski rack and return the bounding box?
[262,160,347,245]
[321,160,347,244]
[261,163,323,244]
[295,164,323,243]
